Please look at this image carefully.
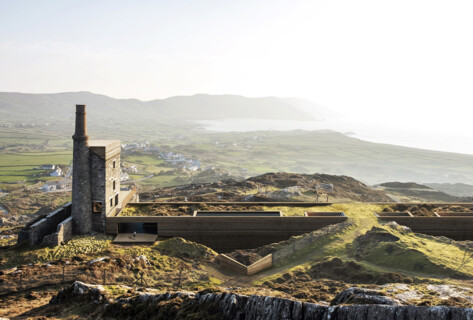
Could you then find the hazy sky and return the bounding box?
[1,0,473,152]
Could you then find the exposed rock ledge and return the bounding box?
[51,281,473,320]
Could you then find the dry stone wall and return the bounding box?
[28,203,72,245]
[42,216,73,246]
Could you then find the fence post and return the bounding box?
[178,269,182,288]
[192,261,196,281]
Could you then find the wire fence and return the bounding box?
[0,259,210,296]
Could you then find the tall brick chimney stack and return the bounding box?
[72,105,92,234]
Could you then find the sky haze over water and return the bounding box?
[1,0,472,154]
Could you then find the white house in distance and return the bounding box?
[41,164,55,170]
[127,165,138,173]
[56,178,72,189]
[50,167,63,177]
[41,182,57,192]
[40,178,72,192]
[120,172,129,182]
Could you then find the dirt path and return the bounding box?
[125,174,155,183]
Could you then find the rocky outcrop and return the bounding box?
[331,288,401,306]
[200,292,473,320]
[50,281,107,304]
[51,282,473,319]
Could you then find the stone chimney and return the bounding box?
[72,105,92,234]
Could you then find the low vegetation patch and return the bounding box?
[352,224,473,278]
[155,237,217,259]
[262,256,415,302]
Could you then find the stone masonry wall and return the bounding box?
[90,152,120,233]
[28,202,72,245]
[72,141,92,234]
[42,216,73,246]
[105,152,120,215]
[57,216,73,243]
[90,153,106,233]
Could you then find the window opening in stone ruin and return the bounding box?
[92,201,102,213]
[113,160,116,168]
[115,194,119,206]
[110,198,113,207]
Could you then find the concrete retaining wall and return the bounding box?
[304,211,346,217]
[217,253,273,275]
[436,212,473,217]
[193,211,282,217]
[128,201,332,207]
[377,216,473,240]
[110,187,138,217]
[375,212,413,217]
[28,202,72,245]
[247,254,273,275]
[216,254,248,274]
[107,216,347,252]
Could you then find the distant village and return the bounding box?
[38,164,72,192]
[121,140,202,171]
[39,141,203,192]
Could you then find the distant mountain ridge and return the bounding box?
[424,183,473,198]
[374,181,467,202]
[0,92,332,122]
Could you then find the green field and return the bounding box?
[0,128,71,149]
[123,155,165,166]
[121,154,180,187]
[0,151,72,187]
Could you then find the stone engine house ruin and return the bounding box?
[19,105,137,245]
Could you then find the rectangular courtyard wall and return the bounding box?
[106,216,347,252]
[216,254,248,274]
[377,216,473,240]
[217,253,273,275]
[247,254,273,275]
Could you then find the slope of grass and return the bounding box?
[155,237,218,259]
[0,151,72,185]
[355,224,473,278]
[0,234,113,268]
[256,203,473,285]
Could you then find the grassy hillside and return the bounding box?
[374,181,466,202]
[166,130,473,185]
[425,183,473,197]
[0,92,318,122]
